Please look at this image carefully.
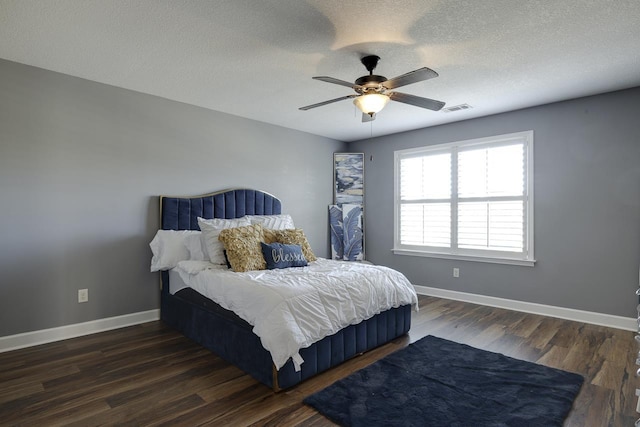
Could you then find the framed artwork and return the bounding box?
[334,153,364,205]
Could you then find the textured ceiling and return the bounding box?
[1,0,639,142]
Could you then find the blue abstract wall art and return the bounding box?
[334,153,364,205]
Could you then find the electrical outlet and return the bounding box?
[453,268,460,278]
[78,288,88,303]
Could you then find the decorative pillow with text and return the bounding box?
[261,242,308,269]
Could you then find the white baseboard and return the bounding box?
[0,309,160,353]
[414,285,636,332]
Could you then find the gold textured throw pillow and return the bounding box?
[267,228,317,262]
[218,224,266,272]
[263,227,278,244]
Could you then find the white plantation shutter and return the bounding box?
[400,153,451,200]
[394,131,534,265]
[458,144,524,198]
[399,151,451,248]
[400,203,451,247]
[457,201,523,251]
[457,144,525,253]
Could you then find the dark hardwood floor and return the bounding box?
[1,295,636,426]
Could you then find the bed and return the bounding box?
[157,188,415,391]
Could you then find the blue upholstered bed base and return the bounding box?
[159,189,412,390]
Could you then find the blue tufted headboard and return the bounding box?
[160,188,282,231]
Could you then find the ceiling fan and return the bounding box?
[299,55,445,122]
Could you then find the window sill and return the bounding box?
[391,248,536,267]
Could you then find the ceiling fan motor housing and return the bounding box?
[355,75,388,94]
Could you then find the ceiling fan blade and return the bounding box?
[389,92,445,111]
[299,95,357,111]
[362,112,376,122]
[384,67,439,90]
[313,76,360,89]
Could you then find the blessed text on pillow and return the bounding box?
[261,242,308,269]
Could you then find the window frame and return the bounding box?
[393,131,535,266]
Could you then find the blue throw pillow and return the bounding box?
[261,242,308,269]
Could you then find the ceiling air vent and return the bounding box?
[442,103,472,113]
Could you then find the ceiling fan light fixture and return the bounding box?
[353,93,390,116]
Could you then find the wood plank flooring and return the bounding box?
[0,295,637,426]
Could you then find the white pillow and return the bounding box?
[184,232,207,261]
[246,214,295,230]
[197,216,251,264]
[150,230,201,272]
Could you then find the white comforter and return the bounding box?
[174,258,418,370]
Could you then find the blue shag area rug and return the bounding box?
[304,335,583,427]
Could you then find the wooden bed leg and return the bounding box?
[272,364,281,393]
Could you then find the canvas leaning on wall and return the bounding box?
[331,152,365,261]
[329,204,364,261]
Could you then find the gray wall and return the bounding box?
[2,56,637,339]
[0,59,345,337]
[349,87,640,318]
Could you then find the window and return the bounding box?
[393,131,534,266]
